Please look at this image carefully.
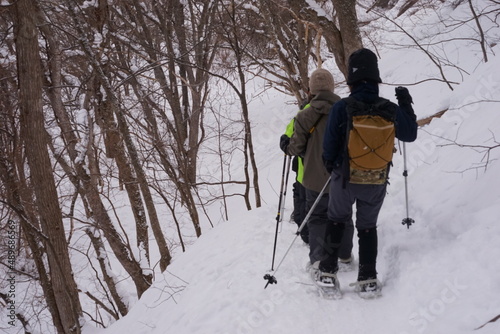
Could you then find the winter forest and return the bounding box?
[1,0,500,333]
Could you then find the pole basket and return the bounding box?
[402,217,415,229]
[263,274,277,289]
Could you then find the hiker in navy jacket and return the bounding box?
[320,48,418,295]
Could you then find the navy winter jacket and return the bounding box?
[323,82,418,171]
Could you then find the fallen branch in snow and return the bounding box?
[417,109,448,126]
[475,314,500,330]
[437,131,500,172]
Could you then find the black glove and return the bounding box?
[395,86,413,105]
[279,134,290,154]
[291,156,299,172]
[323,158,335,174]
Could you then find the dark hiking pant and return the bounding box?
[293,181,308,242]
[305,188,354,266]
[327,173,387,230]
[320,173,386,274]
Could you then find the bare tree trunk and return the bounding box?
[258,0,363,83]
[110,0,217,237]
[0,74,65,332]
[0,157,66,334]
[216,1,262,209]
[98,97,150,265]
[14,1,83,332]
[258,0,315,103]
[85,111,153,298]
[108,94,172,271]
[212,109,229,220]
[36,3,155,299]
[109,0,205,237]
[42,64,153,300]
[116,72,175,269]
[290,0,363,78]
[240,88,262,208]
[59,0,154,298]
[85,228,129,317]
[331,0,364,69]
[72,6,152,267]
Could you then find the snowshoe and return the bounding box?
[310,269,342,300]
[349,278,382,299]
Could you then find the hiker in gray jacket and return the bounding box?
[280,68,354,273]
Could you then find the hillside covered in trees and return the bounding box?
[1,0,499,333]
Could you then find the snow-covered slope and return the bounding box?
[100,3,500,334]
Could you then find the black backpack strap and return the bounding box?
[372,97,398,121]
[308,114,324,137]
[341,97,358,186]
[302,113,325,158]
[344,96,397,119]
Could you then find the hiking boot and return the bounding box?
[312,269,342,299]
[352,277,382,298]
[359,279,379,293]
[317,262,339,287]
[316,271,338,287]
[354,265,381,298]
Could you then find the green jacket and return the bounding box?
[284,104,310,184]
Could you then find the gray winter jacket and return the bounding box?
[287,90,340,193]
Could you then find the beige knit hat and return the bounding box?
[309,68,335,95]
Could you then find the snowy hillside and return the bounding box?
[99,3,500,334]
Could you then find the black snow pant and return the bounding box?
[305,188,354,267]
[293,181,308,243]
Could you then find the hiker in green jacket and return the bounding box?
[280,68,354,272]
[282,99,310,243]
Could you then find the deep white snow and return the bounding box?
[93,2,499,334]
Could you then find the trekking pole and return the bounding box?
[269,154,292,272]
[264,176,331,288]
[401,142,415,229]
[279,156,292,225]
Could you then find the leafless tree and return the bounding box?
[103,0,222,237]
[213,0,264,209]
[2,0,498,332]
[13,0,83,332]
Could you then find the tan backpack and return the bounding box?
[344,97,398,185]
